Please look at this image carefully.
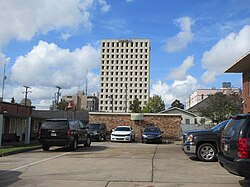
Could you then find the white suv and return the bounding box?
[111,126,135,142]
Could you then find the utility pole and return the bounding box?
[56,86,61,110]
[1,60,7,100]
[23,86,32,106]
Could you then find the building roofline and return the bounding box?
[159,107,198,117]
[89,112,181,117]
[225,51,250,73]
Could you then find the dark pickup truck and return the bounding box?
[182,120,229,162]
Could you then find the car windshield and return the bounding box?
[211,120,229,132]
[41,121,68,129]
[144,127,159,133]
[115,127,131,131]
[87,124,101,129]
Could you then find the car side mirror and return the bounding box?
[161,131,164,134]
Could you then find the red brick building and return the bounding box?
[225,51,250,113]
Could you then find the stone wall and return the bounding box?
[89,112,182,140]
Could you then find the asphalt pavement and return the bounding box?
[0,141,248,187]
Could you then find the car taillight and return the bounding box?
[237,138,248,158]
[67,128,71,138]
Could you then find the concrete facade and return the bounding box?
[99,39,150,113]
[62,91,87,110]
[89,112,182,140]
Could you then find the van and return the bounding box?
[39,118,91,151]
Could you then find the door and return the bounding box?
[78,120,87,143]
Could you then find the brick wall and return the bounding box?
[243,72,250,113]
[89,113,182,140]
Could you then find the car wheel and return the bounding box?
[98,135,102,141]
[158,139,163,144]
[103,134,107,141]
[71,138,78,151]
[141,138,144,143]
[130,135,133,143]
[84,136,91,147]
[197,143,217,162]
[42,144,50,151]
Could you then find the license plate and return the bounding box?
[51,133,57,136]
[224,144,229,151]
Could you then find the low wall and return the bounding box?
[89,112,182,140]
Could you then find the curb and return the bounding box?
[0,146,42,157]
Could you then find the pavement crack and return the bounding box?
[105,180,110,187]
[151,144,158,182]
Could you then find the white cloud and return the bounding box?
[151,75,199,108]
[11,41,99,88]
[60,33,72,41]
[8,41,100,108]
[165,17,194,53]
[167,55,194,80]
[98,0,111,13]
[201,25,250,83]
[0,0,111,50]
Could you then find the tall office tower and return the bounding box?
[99,39,150,113]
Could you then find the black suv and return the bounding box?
[218,114,250,180]
[87,123,107,141]
[39,118,91,151]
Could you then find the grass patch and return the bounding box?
[0,145,40,154]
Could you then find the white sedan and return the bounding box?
[111,126,135,142]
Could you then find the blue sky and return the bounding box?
[0,0,250,109]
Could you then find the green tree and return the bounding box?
[129,97,142,113]
[58,100,68,110]
[142,95,165,113]
[170,99,184,109]
[198,91,243,123]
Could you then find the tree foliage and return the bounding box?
[170,99,184,109]
[50,100,68,111]
[129,97,142,113]
[142,95,165,113]
[197,91,243,123]
[58,100,68,110]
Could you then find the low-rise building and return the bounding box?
[186,83,240,110]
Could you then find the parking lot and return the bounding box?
[0,141,247,187]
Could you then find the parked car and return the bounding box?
[182,120,229,162]
[87,123,107,141]
[111,126,135,142]
[218,114,250,180]
[38,118,91,151]
[141,126,163,144]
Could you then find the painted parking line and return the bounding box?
[0,152,70,176]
